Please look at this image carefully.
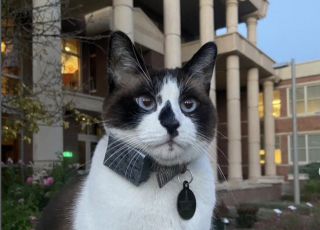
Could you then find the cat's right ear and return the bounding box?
[107,31,147,93]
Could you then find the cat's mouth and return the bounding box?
[153,139,184,150]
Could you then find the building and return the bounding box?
[1,0,320,194]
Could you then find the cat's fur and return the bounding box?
[36,31,218,230]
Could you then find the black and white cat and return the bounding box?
[37,31,218,230]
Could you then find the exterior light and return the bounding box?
[273,209,282,214]
[288,205,297,211]
[65,47,70,52]
[306,202,313,207]
[62,151,73,158]
[1,42,6,52]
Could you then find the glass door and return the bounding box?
[78,134,99,173]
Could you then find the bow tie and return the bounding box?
[103,136,187,188]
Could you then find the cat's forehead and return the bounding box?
[158,76,180,103]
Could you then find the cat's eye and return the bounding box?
[180,98,198,113]
[136,95,156,111]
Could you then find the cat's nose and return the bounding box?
[161,119,180,137]
[159,101,180,138]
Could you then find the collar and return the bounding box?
[103,136,187,188]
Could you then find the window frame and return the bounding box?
[288,133,320,165]
[287,83,320,116]
[61,39,82,91]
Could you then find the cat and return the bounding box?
[36,31,218,230]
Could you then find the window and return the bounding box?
[288,84,320,115]
[1,40,20,95]
[61,39,81,89]
[289,134,320,163]
[89,44,97,93]
[258,90,281,118]
[259,136,281,164]
[275,136,282,164]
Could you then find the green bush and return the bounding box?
[257,212,320,230]
[298,163,320,180]
[303,179,320,195]
[236,204,259,228]
[1,156,76,230]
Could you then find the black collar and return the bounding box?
[103,136,186,188]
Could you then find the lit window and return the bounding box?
[289,134,320,163]
[61,39,81,89]
[258,91,281,118]
[288,84,320,115]
[275,136,281,164]
[260,136,281,164]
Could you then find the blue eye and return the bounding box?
[136,95,156,111]
[180,98,198,113]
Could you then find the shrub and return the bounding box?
[303,179,320,195]
[298,163,320,180]
[257,212,320,230]
[1,156,76,230]
[236,204,259,228]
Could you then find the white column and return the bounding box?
[164,0,181,68]
[247,68,261,180]
[226,0,238,33]
[246,15,258,45]
[263,78,276,176]
[113,0,134,41]
[32,0,63,167]
[227,55,243,182]
[199,0,217,180]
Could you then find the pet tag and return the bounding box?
[177,169,196,220]
[177,181,196,220]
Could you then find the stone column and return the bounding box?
[263,78,276,176]
[32,0,63,167]
[164,0,181,68]
[113,0,134,41]
[227,55,243,182]
[246,15,258,45]
[226,0,238,33]
[247,68,261,180]
[199,0,217,180]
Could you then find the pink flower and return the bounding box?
[18,198,25,204]
[7,158,13,164]
[43,179,50,186]
[43,177,53,186]
[27,177,33,184]
[68,164,73,169]
[47,177,54,185]
[29,216,37,223]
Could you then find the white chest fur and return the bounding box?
[73,135,216,230]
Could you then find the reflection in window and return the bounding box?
[61,39,81,89]
[258,91,281,118]
[289,134,320,163]
[288,84,320,115]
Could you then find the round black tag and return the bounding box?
[177,181,196,220]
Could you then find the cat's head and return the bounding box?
[102,31,217,166]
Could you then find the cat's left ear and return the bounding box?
[181,42,217,94]
[107,31,147,92]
